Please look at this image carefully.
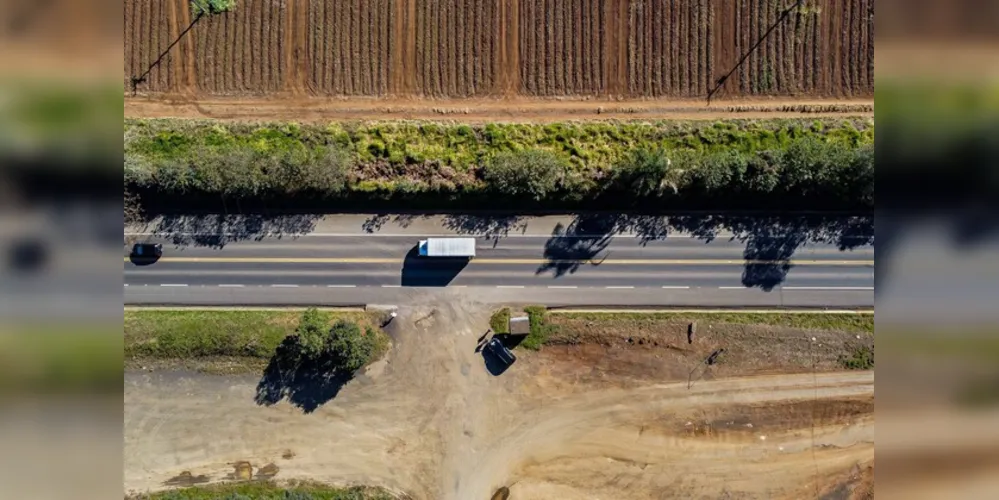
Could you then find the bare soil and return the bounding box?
[124,293,874,499]
[124,95,872,123]
[125,0,873,99]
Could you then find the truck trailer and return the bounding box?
[418,237,476,258]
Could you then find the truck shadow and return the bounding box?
[400,245,470,287]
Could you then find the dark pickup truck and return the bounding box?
[485,338,516,366]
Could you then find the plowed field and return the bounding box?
[125,0,873,99]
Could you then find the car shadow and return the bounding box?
[482,334,523,376]
[493,333,527,349]
[7,239,49,273]
[128,253,161,266]
[475,332,527,353]
[400,245,470,287]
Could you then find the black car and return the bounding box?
[131,242,163,258]
[485,338,516,366]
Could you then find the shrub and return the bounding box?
[125,119,875,211]
[683,150,750,197]
[839,344,874,370]
[490,308,511,334]
[482,149,571,200]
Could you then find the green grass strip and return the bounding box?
[550,312,874,334]
[127,481,397,500]
[124,310,373,360]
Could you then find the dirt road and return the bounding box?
[124,96,873,123]
[124,294,874,499]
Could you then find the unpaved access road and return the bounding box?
[124,96,873,123]
[124,297,874,499]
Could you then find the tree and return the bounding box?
[326,320,377,373]
[291,310,377,373]
[294,308,329,360]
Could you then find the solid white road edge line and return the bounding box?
[783,286,874,290]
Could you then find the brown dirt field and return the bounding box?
[124,95,873,122]
[545,313,873,383]
[124,0,874,99]
[124,293,873,499]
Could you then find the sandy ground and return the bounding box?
[124,292,874,499]
[124,96,873,123]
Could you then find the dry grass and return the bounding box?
[545,312,874,375]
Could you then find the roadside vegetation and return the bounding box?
[127,480,397,500]
[511,309,874,372]
[124,309,387,373]
[124,118,873,212]
[0,327,120,395]
[551,311,874,335]
[489,307,511,334]
[521,306,552,350]
[839,344,874,370]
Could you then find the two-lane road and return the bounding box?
[123,226,873,307]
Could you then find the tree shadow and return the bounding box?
[441,215,528,247]
[144,214,322,249]
[667,214,874,290]
[536,214,619,277]
[540,213,873,290]
[360,213,418,233]
[361,213,528,247]
[254,337,352,414]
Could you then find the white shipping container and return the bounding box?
[418,237,476,257]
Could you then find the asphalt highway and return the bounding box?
[123,221,874,307]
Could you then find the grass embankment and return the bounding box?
[124,310,387,373]
[528,309,874,370]
[125,118,873,211]
[0,325,121,394]
[127,480,397,500]
[551,311,874,335]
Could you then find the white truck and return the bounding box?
[418,237,476,258]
